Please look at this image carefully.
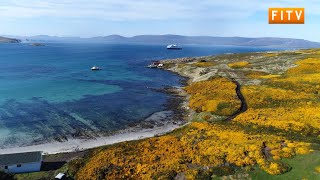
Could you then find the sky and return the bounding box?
[0,0,320,41]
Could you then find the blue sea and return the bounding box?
[0,43,284,148]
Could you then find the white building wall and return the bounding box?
[3,162,41,173]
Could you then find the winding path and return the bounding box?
[225,78,248,121]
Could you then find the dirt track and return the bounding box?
[225,79,248,121]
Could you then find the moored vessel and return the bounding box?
[91,66,102,70]
[166,44,182,50]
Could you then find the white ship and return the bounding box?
[91,66,102,70]
[166,44,182,50]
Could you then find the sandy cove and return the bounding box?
[0,84,190,155]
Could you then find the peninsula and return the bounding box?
[12,48,320,180]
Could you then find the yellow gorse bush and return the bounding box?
[76,122,310,179]
[228,61,250,68]
[233,57,320,135]
[185,77,241,116]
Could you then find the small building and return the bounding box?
[0,151,42,173]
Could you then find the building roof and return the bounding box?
[0,151,42,166]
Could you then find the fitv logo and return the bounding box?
[269,8,304,24]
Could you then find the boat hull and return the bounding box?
[167,47,182,50]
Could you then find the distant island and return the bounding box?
[0,36,21,43]
[6,34,320,48]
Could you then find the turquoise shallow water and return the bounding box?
[0,43,285,148]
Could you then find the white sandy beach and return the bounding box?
[0,111,183,155]
[0,123,180,155]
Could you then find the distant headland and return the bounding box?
[0,36,21,43]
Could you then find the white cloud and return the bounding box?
[0,0,318,21]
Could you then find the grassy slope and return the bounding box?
[15,171,56,180]
[250,151,320,180]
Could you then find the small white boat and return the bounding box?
[147,61,164,68]
[91,66,102,70]
[166,44,182,50]
[147,64,158,68]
